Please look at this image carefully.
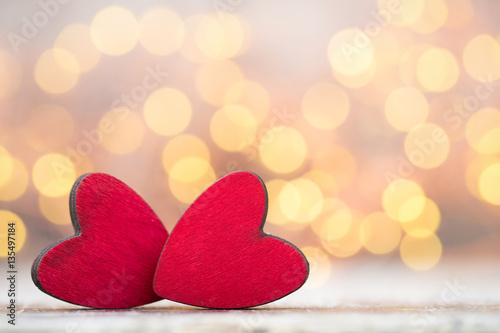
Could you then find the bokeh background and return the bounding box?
[1,0,500,299]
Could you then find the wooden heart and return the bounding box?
[32,173,169,309]
[153,171,309,309]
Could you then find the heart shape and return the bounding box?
[32,173,169,309]
[153,171,309,309]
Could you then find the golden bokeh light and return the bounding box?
[465,154,500,200]
[266,179,291,226]
[259,127,307,174]
[303,170,339,197]
[0,147,13,186]
[320,209,364,258]
[302,82,350,130]
[195,60,243,106]
[333,61,376,89]
[410,0,448,34]
[143,87,192,136]
[139,7,184,56]
[170,157,212,183]
[328,29,374,76]
[385,87,428,131]
[399,44,432,87]
[479,163,500,205]
[32,153,76,198]
[400,233,442,271]
[223,80,270,122]
[54,24,101,73]
[90,6,139,56]
[300,247,332,289]
[34,48,80,94]
[463,34,500,82]
[416,48,459,92]
[465,108,500,155]
[162,134,210,174]
[405,123,450,169]
[383,179,426,222]
[360,212,401,255]
[25,104,74,152]
[210,105,257,152]
[196,13,246,60]
[312,198,352,241]
[378,0,425,27]
[38,194,71,225]
[0,210,27,257]
[401,198,441,237]
[310,145,357,189]
[100,109,145,155]
[0,158,29,202]
[168,163,216,204]
[279,178,324,223]
[0,49,22,100]
[179,15,210,63]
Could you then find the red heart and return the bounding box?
[32,173,169,309]
[153,171,309,309]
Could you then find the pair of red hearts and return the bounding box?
[32,171,309,309]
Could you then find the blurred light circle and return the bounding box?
[465,108,500,155]
[266,179,291,226]
[168,163,216,204]
[360,212,401,254]
[303,170,339,197]
[382,179,426,222]
[328,29,374,76]
[479,163,500,205]
[259,127,307,174]
[465,155,500,200]
[302,82,350,130]
[170,157,212,183]
[401,198,441,237]
[410,0,448,34]
[90,6,139,56]
[33,153,76,197]
[279,178,323,223]
[195,60,243,106]
[101,109,145,155]
[321,209,364,258]
[416,48,459,92]
[400,233,442,271]
[0,158,29,202]
[0,210,26,257]
[0,147,13,186]
[143,87,192,136]
[139,7,185,56]
[223,80,270,122]
[463,34,500,82]
[34,48,80,94]
[38,194,70,225]
[333,61,376,89]
[162,135,210,174]
[377,0,425,27]
[179,15,210,63]
[54,24,101,73]
[196,13,246,60]
[313,198,352,241]
[210,105,258,152]
[0,49,22,100]
[404,123,450,169]
[311,145,357,189]
[385,87,428,131]
[399,44,433,87]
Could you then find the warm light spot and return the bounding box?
[54,24,101,73]
[385,87,428,131]
[300,247,331,289]
[465,108,500,155]
[310,145,357,189]
[33,153,76,197]
[333,61,376,89]
[210,105,257,152]
[195,60,243,106]
[416,48,459,92]
[196,13,246,60]
[360,212,401,254]
[302,170,339,197]
[139,7,184,56]
[170,157,212,183]
[0,211,26,257]
[223,80,270,122]
[405,123,450,169]
[0,147,13,186]
[479,163,500,205]
[0,158,29,202]
[463,34,500,82]
[465,155,500,200]
[328,29,374,76]
[168,164,216,204]
[143,87,192,136]
[162,135,210,174]
[179,15,210,63]
[378,0,425,27]
[313,198,352,241]
[321,210,363,258]
[399,44,433,87]
[400,233,442,271]
[401,198,441,236]
[25,104,74,152]
[259,127,307,174]
[444,0,474,30]
[34,48,80,94]
[90,6,139,56]
[39,194,70,225]
[279,178,323,223]
[0,49,22,100]
[266,179,290,226]
[410,0,448,34]
[302,82,350,130]
[101,109,144,155]
[383,179,426,222]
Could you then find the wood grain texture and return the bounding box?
[153,171,309,309]
[31,173,169,309]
